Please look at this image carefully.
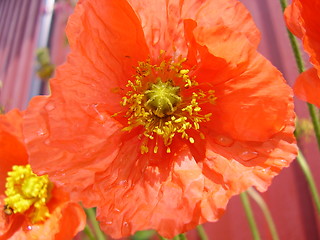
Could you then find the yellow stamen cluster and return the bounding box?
[4,164,52,223]
[122,56,216,154]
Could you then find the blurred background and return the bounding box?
[0,0,319,239]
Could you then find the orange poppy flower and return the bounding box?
[0,109,86,240]
[24,0,297,238]
[285,0,320,107]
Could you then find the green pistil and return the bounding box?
[144,80,181,118]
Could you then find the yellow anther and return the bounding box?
[154,146,159,153]
[4,164,52,223]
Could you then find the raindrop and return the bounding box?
[273,159,288,167]
[213,135,234,147]
[118,180,128,186]
[105,221,113,225]
[45,102,55,111]
[114,208,121,213]
[37,129,47,136]
[152,29,160,45]
[240,151,258,161]
[122,221,131,236]
[92,104,107,124]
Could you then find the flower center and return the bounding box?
[4,164,52,223]
[121,55,216,154]
[144,80,181,118]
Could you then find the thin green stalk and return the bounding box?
[85,208,107,240]
[279,0,320,149]
[178,233,187,240]
[308,103,320,150]
[196,225,208,240]
[173,235,180,240]
[83,225,96,240]
[247,188,279,240]
[297,150,320,213]
[240,192,261,240]
[158,236,168,240]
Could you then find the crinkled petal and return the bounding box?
[294,67,320,107]
[62,0,149,113]
[127,0,260,58]
[96,102,296,238]
[24,96,125,206]
[189,24,292,141]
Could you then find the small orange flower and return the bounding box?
[24,0,297,238]
[0,110,86,240]
[285,0,320,107]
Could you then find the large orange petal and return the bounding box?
[96,103,296,238]
[127,0,260,59]
[189,24,292,141]
[294,67,320,107]
[24,96,125,207]
[55,0,149,116]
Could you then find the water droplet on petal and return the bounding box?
[114,208,121,213]
[92,104,107,124]
[240,151,258,161]
[37,129,47,136]
[118,180,128,186]
[273,159,288,167]
[27,226,32,231]
[45,102,55,111]
[213,135,234,147]
[152,29,160,45]
[105,221,113,225]
[122,221,131,236]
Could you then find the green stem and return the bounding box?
[240,192,261,240]
[83,225,96,240]
[279,0,320,149]
[297,150,320,213]
[307,103,320,150]
[178,233,187,240]
[158,236,168,240]
[196,225,208,240]
[85,208,107,240]
[247,188,279,240]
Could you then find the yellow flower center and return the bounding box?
[121,54,216,154]
[144,80,181,118]
[4,164,52,223]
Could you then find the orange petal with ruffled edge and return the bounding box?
[184,21,292,142]
[294,68,320,107]
[127,0,260,58]
[95,103,296,238]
